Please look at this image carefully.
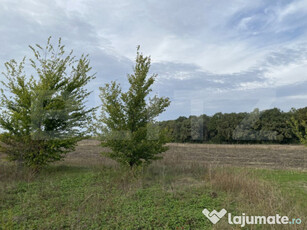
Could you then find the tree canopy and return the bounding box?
[0,37,95,171]
[159,108,302,144]
[289,107,307,145]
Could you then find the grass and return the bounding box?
[1,165,226,229]
[254,169,307,211]
[0,142,306,229]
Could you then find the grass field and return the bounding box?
[0,140,306,229]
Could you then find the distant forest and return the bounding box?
[159,107,307,144]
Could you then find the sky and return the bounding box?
[1,0,307,120]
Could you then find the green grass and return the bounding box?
[253,169,307,211]
[0,165,227,229]
[1,161,306,229]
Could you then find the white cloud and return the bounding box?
[265,60,307,87]
[277,0,307,22]
[1,0,307,118]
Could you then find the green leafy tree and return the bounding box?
[255,108,293,143]
[232,109,260,143]
[289,108,307,145]
[0,37,95,171]
[158,107,300,144]
[98,46,170,168]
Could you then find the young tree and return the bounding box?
[0,37,95,171]
[98,46,170,168]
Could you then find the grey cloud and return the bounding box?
[1,0,307,121]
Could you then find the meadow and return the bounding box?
[0,140,306,229]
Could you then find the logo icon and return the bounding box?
[202,208,227,224]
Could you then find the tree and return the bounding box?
[255,108,293,143]
[0,37,95,171]
[289,108,307,145]
[98,46,170,168]
[232,109,260,143]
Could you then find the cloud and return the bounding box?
[1,0,307,120]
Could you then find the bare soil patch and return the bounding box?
[65,140,307,170]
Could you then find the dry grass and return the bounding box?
[166,143,307,170]
[211,170,305,230]
[61,140,307,228]
[1,140,306,229]
[54,140,307,170]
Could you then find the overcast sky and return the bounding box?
[1,0,307,120]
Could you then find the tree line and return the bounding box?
[159,107,307,144]
[0,38,306,172]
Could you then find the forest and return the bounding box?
[159,107,307,144]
